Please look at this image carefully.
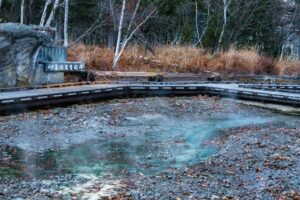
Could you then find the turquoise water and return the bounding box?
[0,114,273,178]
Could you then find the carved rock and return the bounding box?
[0,23,50,87]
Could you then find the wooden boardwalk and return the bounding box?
[1,82,300,114]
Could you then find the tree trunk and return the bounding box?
[64,0,69,47]
[107,27,115,48]
[112,0,157,69]
[0,0,3,9]
[125,0,141,37]
[217,0,231,51]
[117,8,156,63]
[20,0,25,24]
[45,0,60,27]
[113,0,126,69]
[40,0,52,26]
[194,0,210,47]
[195,0,200,44]
[280,2,299,61]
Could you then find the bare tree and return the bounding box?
[113,0,126,69]
[280,1,299,60]
[106,0,118,48]
[112,0,157,68]
[226,0,260,45]
[40,0,52,26]
[217,0,232,50]
[64,0,69,47]
[45,0,60,27]
[20,0,25,24]
[69,15,108,47]
[195,0,200,44]
[194,0,211,47]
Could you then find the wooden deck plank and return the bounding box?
[0,84,126,100]
[1,83,300,111]
[1,83,300,100]
[206,84,300,98]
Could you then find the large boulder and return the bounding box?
[0,23,51,87]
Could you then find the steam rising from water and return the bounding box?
[1,113,275,178]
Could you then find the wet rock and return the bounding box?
[148,74,163,82]
[207,73,222,82]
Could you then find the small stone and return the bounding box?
[212,195,220,199]
[40,188,49,194]
[125,192,131,197]
[183,191,190,196]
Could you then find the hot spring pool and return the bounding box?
[0,114,276,178]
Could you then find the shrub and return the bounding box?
[68,44,299,76]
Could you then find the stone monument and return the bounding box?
[0,23,50,87]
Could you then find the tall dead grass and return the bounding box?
[68,44,300,76]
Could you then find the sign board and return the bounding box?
[37,46,86,73]
[41,62,86,72]
[37,47,67,63]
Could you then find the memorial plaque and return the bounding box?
[42,62,86,72]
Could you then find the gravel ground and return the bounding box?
[0,96,299,199]
[131,125,300,199]
[0,96,261,153]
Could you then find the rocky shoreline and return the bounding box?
[0,96,299,199]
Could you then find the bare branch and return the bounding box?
[109,0,117,29]
[69,15,108,47]
[126,0,141,35]
[45,0,60,27]
[40,0,52,26]
[117,8,157,62]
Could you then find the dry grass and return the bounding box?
[277,59,300,76]
[68,44,300,76]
